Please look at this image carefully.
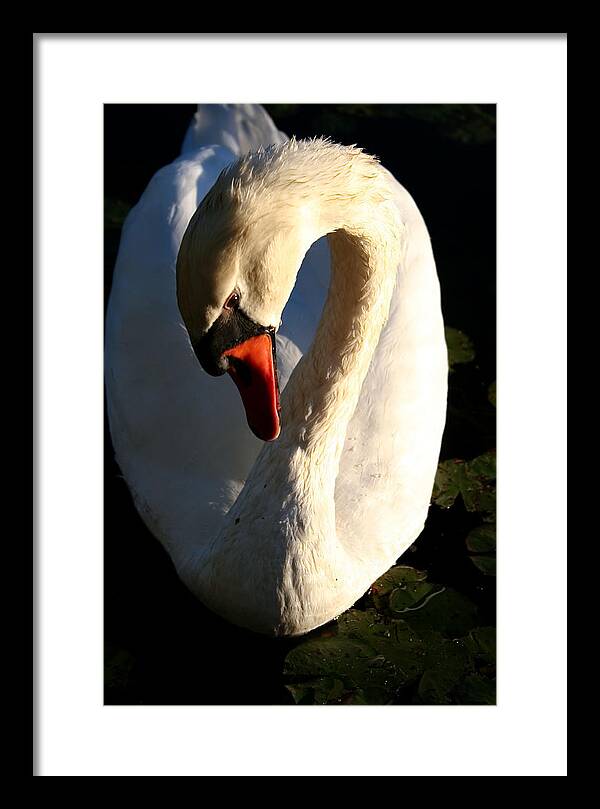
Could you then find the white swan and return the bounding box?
[105,104,447,636]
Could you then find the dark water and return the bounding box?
[104,104,496,705]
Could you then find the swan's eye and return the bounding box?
[224,291,240,311]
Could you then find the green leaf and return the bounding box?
[285,564,491,704]
[338,610,427,685]
[336,607,386,639]
[432,451,496,516]
[467,450,496,479]
[488,381,496,407]
[455,673,496,705]
[445,327,475,369]
[470,555,496,576]
[416,639,471,704]
[285,611,428,704]
[396,587,480,638]
[416,629,496,704]
[466,523,496,553]
[466,524,496,576]
[431,460,469,509]
[284,636,374,681]
[389,582,436,613]
[369,565,429,612]
[286,677,347,705]
[363,620,428,684]
[371,565,428,596]
[464,627,496,665]
[340,689,370,705]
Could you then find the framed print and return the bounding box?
[35,33,567,776]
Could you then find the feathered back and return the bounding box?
[181,104,287,157]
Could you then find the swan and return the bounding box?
[105,104,447,636]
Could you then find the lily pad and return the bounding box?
[464,627,496,665]
[466,524,496,576]
[466,523,496,553]
[283,636,374,681]
[416,628,496,704]
[370,565,428,610]
[416,639,471,704]
[371,565,428,596]
[470,555,496,576]
[432,450,496,515]
[395,587,480,638]
[337,607,386,638]
[286,676,347,705]
[284,544,490,703]
[455,673,496,705]
[284,596,487,704]
[445,327,475,369]
[467,450,496,480]
[338,610,427,684]
[285,609,429,703]
[388,581,436,612]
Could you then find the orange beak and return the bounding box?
[223,332,281,441]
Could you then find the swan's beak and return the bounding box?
[223,331,281,442]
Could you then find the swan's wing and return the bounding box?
[106,106,329,573]
[181,104,287,157]
[106,145,270,572]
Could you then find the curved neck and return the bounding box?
[201,179,405,589]
[205,143,406,505]
[192,145,411,630]
[198,140,408,497]
[280,186,403,489]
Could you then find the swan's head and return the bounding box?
[176,147,319,442]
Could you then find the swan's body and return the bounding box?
[105,105,447,636]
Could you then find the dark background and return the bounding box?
[104,104,496,704]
